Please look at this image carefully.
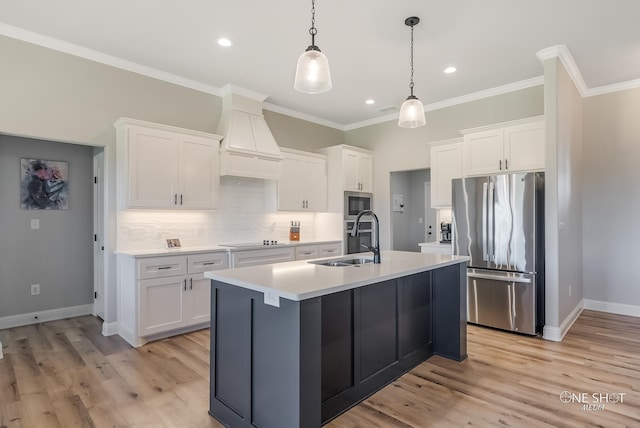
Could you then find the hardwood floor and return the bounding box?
[1,310,639,427]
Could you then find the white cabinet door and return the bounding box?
[463,129,504,176]
[186,273,211,325]
[343,150,360,191]
[127,126,179,208]
[278,153,305,211]
[276,150,328,212]
[430,142,463,207]
[305,156,328,211]
[342,149,373,192]
[503,121,545,172]
[178,135,219,209]
[357,152,373,193]
[139,276,187,336]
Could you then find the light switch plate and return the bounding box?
[31,219,40,229]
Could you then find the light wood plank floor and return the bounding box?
[1,310,639,427]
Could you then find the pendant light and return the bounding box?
[294,0,332,94]
[398,16,426,128]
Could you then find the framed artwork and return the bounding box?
[20,158,69,210]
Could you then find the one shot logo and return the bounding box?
[559,391,626,411]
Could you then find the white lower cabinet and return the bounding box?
[118,251,229,347]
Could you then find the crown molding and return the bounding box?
[219,84,268,102]
[263,102,345,130]
[0,23,222,96]
[536,45,587,97]
[584,78,640,97]
[345,76,545,131]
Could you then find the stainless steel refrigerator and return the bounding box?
[452,172,544,335]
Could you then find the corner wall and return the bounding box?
[541,57,584,340]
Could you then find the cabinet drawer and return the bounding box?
[231,247,295,268]
[318,242,341,257]
[295,245,319,260]
[138,256,187,279]
[188,252,229,274]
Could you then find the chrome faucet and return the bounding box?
[350,210,381,263]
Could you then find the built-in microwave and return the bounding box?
[344,191,373,219]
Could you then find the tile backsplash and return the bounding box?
[117,176,342,250]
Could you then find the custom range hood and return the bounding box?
[216,86,283,180]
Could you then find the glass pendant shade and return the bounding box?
[398,96,426,128]
[294,48,332,94]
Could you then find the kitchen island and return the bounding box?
[205,250,469,428]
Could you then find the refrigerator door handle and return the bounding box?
[488,180,495,261]
[467,272,532,283]
[482,182,489,261]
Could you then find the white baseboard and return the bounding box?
[583,299,640,317]
[543,300,584,342]
[102,321,119,336]
[0,304,93,330]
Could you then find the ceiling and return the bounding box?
[2,0,640,129]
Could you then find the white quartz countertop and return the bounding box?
[419,241,452,247]
[115,240,341,257]
[205,250,469,302]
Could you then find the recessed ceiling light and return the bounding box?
[365,99,375,105]
[217,38,233,47]
[444,66,457,74]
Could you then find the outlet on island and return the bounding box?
[31,284,40,295]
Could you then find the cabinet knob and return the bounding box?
[505,159,508,170]
[180,194,183,205]
[189,277,193,290]
[174,194,178,204]
[499,160,502,170]
[183,279,187,291]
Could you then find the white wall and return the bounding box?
[582,88,640,314]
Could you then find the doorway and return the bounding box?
[93,150,105,319]
[390,169,437,251]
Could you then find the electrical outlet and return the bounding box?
[31,219,40,230]
[31,284,40,295]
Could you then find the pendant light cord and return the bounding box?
[409,22,415,97]
[309,0,317,47]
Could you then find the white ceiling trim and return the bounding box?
[0,23,222,97]
[584,78,640,97]
[263,103,346,130]
[537,45,587,96]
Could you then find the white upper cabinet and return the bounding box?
[271,148,328,212]
[430,139,463,208]
[316,145,374,212]
[343,149,373,192]
[115,118,222,210]
[462,116,544,176]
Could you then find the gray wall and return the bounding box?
[264,110,344,151]
[390,169,430,252]
[542,57,584,332]
[583,88,640,308]
[0,136,94,317]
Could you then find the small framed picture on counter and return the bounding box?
[166,238,182,249]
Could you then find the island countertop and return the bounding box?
[205,250,469,302]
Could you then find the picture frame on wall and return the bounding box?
[20,158,69,210]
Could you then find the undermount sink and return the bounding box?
[309,257,374,267]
